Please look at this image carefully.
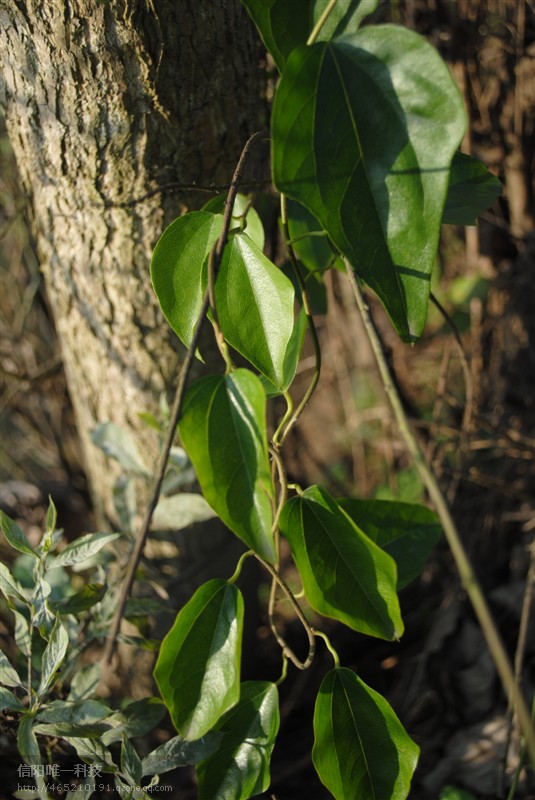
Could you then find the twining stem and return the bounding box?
[274,195,321,447]
[315,630,340,668]
[100,131,266,669]
[272,390,294,444]
[269,444,288,545]
[430,291,474,500]
[307,0,338,45]
[227,550,254,584]
[256,553,316,670]
[207,241,234,372]
[345,262,535,764]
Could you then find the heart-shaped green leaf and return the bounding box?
[313,668,419,800]
[154,579,244,740]
[241,0,378,73]
[179,370,275,560]
[443,151,502,226]
[151,211,223,348]
[339,498,442,589]
[280,485,403,639]
[196,681,280,800]
[272,27,466,341]
[216,233,296,390]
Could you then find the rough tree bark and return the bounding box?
[0,0,268,523]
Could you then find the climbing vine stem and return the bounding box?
[100,131,267,671]
[345,260,535,763]
[275,194,322,447]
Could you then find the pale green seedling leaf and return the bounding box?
[154,579,244,740]
[68,663,101,701]
[91,422,150,476]
[202,193,265,250]
[33,720,111,737]
[13,608,32,657]
[216,233,295,390]
[18,711,42,765]
[101,697,166,745]
[49,583,107,615]
[1,511,38,558]
[121,735,143,786]
[339,498,442,589]
[141,732,223,775]
[62,737,117,770]
[443,151,502,225]
[46,496,57,538]
[241,0,377,72]
[272,27,466,341]
[31,576,54,635]
[49,532,121,569]
[152,493,216,531]
[37,617,69,698]
[0,649,24,688]
[179,370,275,560]
[151,210,223,347]
[196,681,280,800]
[0,686,26,711]
[313,668,419,800]
[37,699,111,725]
[280,486,403,639]
[0,561,30,604]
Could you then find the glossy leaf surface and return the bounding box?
[216,234,295,390]
[241,0,377,72]
[280,486,403,639]
[151,211,223,347]
[313,668,419,800]
[179,370,275,560]
[259,306,307,397]
[203,193,265,251]
[443,151,502,225]
[272,27,466,340]
[196,681,279,800]
[154,579,244,740]
[340,498,442,589]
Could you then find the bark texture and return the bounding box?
[0,0,267,522]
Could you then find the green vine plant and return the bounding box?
[142,1,528,797]
[3,1,532,799]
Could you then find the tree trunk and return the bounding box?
[0,0,268,524]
